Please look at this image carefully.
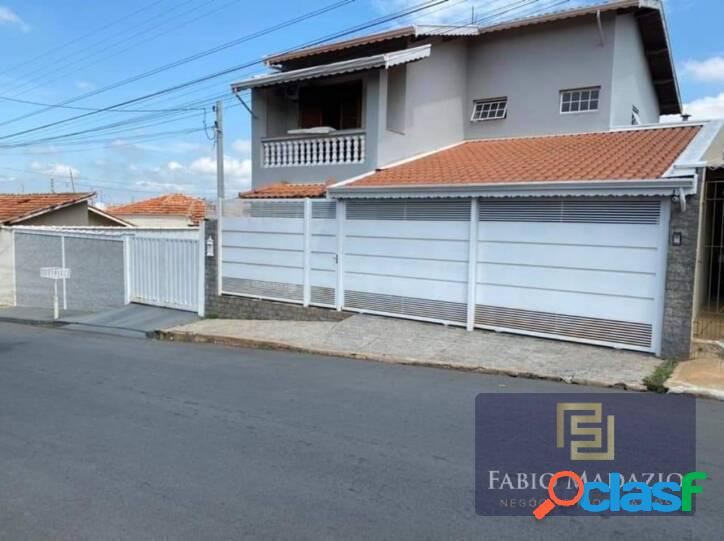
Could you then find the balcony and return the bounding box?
[262,130,366,168]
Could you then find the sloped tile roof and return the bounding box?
[239,182,328,199]
[0,192,94,224]
[266,1,640,66]
[108,193,207,225]
[342,126,701,189]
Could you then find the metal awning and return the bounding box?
[231,44,431,92]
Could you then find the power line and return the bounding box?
[0,0,168,81]
[0,0,355,129]
[0,0,209,96]
[1,0,564,151]
[0,0,449,142]
[6,0,249,99]
[0,95,202,114]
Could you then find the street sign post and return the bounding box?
[40,267,71,320]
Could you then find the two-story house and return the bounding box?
[219,0,724,360]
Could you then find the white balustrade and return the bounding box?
[262,131,366,168]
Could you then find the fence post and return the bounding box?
[336,200,345,311]
[60,234,67,310]
[197,222,206,317]
[466,198,479,331]
[11,228,16,307]
[123,235,132,305]
[303,198,312,307]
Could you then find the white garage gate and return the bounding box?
[473,198,670,353]
[220,197,670,354]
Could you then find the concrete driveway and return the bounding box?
[162,314,661,390]
[0,322,720,540]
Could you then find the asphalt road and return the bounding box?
[0,322,721,540]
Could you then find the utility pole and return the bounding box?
[214,100,225,296]
[69,168,76,192]
[50,177,55,193]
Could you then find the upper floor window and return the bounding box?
[560,87,600,114]
[298,80,363,130]
[471,97,508,121]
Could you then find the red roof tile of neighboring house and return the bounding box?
[108,193,207,225]
[239,182,329,199]
[0,192,94,224]
[342,127,701,189]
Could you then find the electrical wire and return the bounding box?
[0,0,450,142]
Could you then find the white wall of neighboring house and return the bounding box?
[0,229,14,306]
[118,214,194,228]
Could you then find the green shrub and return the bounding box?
[644,359,678,393]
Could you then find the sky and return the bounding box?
[0,0,721,205]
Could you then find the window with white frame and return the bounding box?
[631,105,642,125]
[560,87,600,113]
[471,97,508,121]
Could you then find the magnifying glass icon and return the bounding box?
[533,471,584,520]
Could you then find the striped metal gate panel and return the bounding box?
[128,234,201,312]
[474,198,670,353]
[342,199,471,325]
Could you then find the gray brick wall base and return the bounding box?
[661,188,701,360]
[203,220,351,323]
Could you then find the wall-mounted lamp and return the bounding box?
[672,232,683,246]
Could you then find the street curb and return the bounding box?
[0,316,67,328]
[155,329,648,392]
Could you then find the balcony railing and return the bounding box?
[262,130,365,168]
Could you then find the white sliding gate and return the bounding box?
[220,197,670,354]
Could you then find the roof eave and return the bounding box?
[88,206,134,227]
[6,194,95,225]
[328,177,696,199]
[232,45,431,92]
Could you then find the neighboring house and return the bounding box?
[0,192,129,227]
[109,194,207,227]
[218,0,724,360]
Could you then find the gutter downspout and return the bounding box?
[596,10,605,46]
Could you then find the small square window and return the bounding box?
[472,97,508,121]
[560,87,601,114]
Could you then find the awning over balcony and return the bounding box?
[231,44,431,92]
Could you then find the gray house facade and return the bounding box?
[237,0,679,190]
[222,0,724,360]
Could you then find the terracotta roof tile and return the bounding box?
[239,182,328,199]
[344,127,701,189]
[108,193,207,225]
[0,192,94,224]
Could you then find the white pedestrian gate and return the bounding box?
[126,231,204,313]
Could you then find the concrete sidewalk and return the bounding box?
[667,352,724,400]
[159,314,660,391]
